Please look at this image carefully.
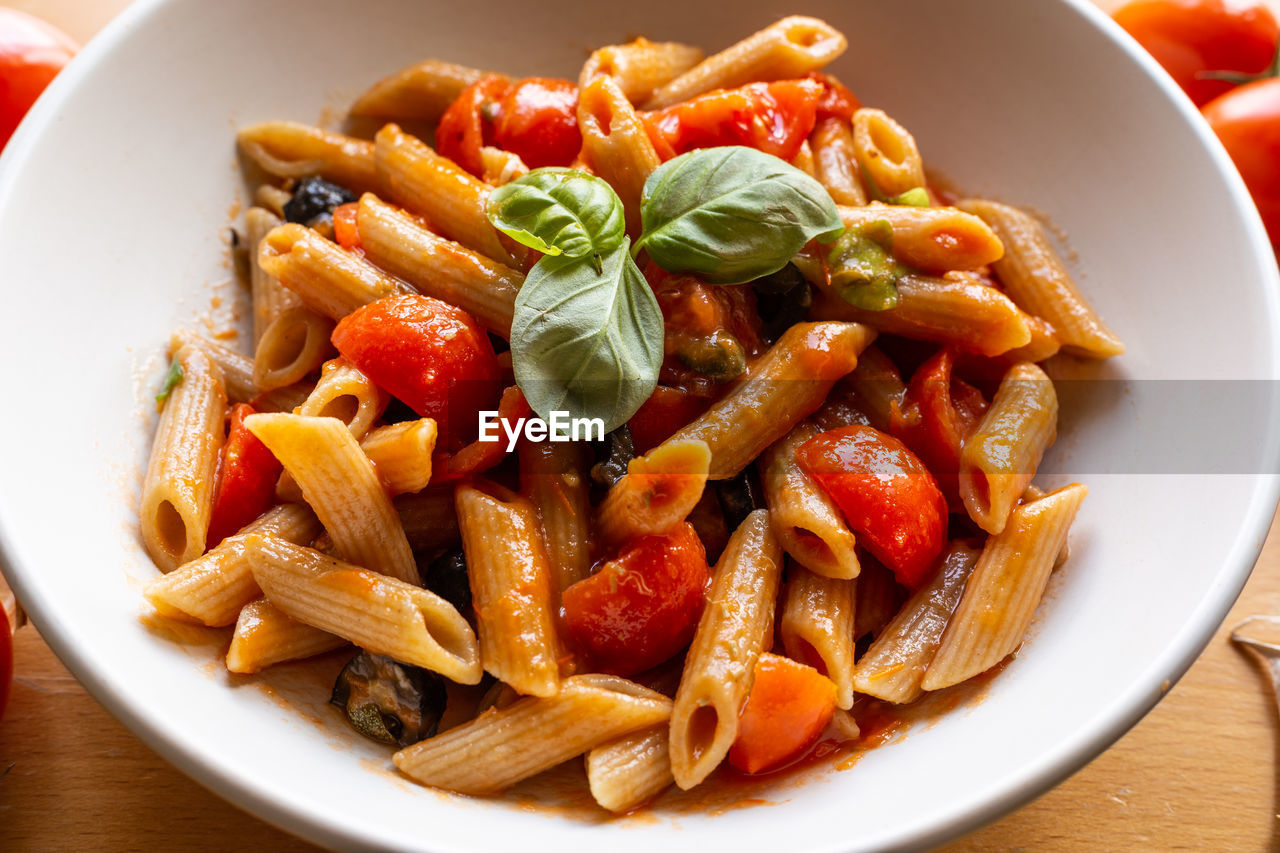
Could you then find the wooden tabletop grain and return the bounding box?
[2,0,1279,850]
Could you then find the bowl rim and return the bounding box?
[1,0,1279,849]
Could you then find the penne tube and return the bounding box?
[140,343,226,572]
[762,422,860,580]
[225,598,346,675]
[295,358,388,440]
[791,140,817,177]
[809,273,1031,357]
[373,124,522,268]
[237,121,377,193]
[586,725,674,813]
[957,199,1124,358]
[258,223,405,321]
[854,555,906,643]
[350,60,494,122]
[144,503,321,627]
[455,484,561,697]
[479,146,529,186]
[580,38,704,104]
[246,207,296,346]
[851,108,926,199]
[959,362,1058,535]
[811,345,905,433]
[393,674,671,795]
[169,329,256,405]
[353,193,522,336]
[1004,313,1062,364]
[254,184,291,218]
[395,487,460,552]
[596,439,712,544]
[244,413,417,584]
[922,484,1087,690]
[361,419,437,496]
[853,541,981,703]
[519,440,592,593]
[252,305,335,391]
[780,565,857,709]
[811,117,867,206]
[243,534,481,683]
[643,16,846,109]
[659,322,875,479]
[838,202,1004,273]
[578,76,662,237]
[669,510,783,789]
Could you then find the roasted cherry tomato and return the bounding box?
[331,202,360,251]
[642,78,825,162]
[0,9,77,150]
[0,602,11,722]
[728,653,837,774]
[435,74,509,177]
[206,404,283,549]
[627,385,710,454]
[810,72,861,121]
[1113,0,1280,106]
[332,293,502,449]
[490,77,581,169]
[891,349,988,512]
[1203,77,1280,249]
[561,522,710,676]
[796,424,947,589]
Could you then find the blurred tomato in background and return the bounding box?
[0,6,77,151]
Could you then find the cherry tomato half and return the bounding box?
[1113,0,1280,106]
[490,78,581,169]
[0,9,77,150]
[1203,77,1280,250]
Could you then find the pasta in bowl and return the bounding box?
[0,0,1276,849]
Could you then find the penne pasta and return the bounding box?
[393,674,671,795]
[586,725,674,813]
[258,223,405,321]
[225,598,347,675]
[580,38,704,104]
[519,440,592,594]
[140,343,226,572]
[853,541,981,703]
[578,75,662,237]
[395,487,460,552]
[295,357,389,440]
[923,484,1087,690]
[237,121,377,192]
[957,199,1124,358]
[596,439,712,544]
[658,322,875,479]
[838,202,1004,273]
[959,362,1058,535]
[359,419,437,496]
[643,16,846,109]
[350,60,495,122]
[252,305,335,392]
[244,413,418,584]
[243,534,481,683]
[669,510,783,789]
[851,108,926,199]
[780,565,857,709]
[246,207,296,346]
[455,484,561,697]
[810,117,867,206]
[170,329,314,413]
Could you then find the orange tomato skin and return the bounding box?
[1203,77,1280,250]
[0,9,77,150]
[729,653,837,774]
[490,77,581,169]
[206,404,282,549]
[1113,0,1279,106]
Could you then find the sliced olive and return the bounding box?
[590,424,635,490]
[421,548,471,617]
[282,176,357,226]
[331,652,447,747]
[676,332,747,381]
[715,465,763,531]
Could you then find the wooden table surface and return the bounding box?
[3,0,1279,850]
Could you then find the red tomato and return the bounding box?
[796,424,947,589]
[206,404,283,548]
[491,78,581,169]
[0,9,76,150]
[561,522,710,676]
[1203,77,1280,249]
[436,74,509,177]
[332,202,360,251]
[642,78,825,162]
[1113,0,1279,106]
[810,72,860,122]
[728,653,836,774]
[627,385,710,453]
[0,602,10,722]
[332,293,502,449]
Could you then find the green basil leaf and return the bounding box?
[487,168,626,260]
[155,359,184,409]
[827,219,903,311]
[511,238,663,432]
[635,146,843,285]
[891,187,931,207]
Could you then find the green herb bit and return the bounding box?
[827,219,904,311]
[486,168,625,260]
[891,187,931,207]
[155,360,184,411]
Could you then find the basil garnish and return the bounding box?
[155,360,184,409]
[510,239,662,433]
[634,146,843,285]
[826,219,903,311]
[487,168,625,264]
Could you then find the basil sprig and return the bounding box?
[155,360,184,410]
[510,239,662,432]
[488,168,625,265]
[634,146,843,284]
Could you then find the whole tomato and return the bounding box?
[1203,77,1280,249]
[1113,1,1279,106]
[0,9,77,150]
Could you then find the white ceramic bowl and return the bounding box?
[2,0,1278,849]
